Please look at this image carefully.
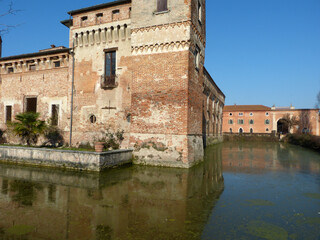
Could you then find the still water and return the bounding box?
[0,142,318,240]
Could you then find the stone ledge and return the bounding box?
[0,146,133,172]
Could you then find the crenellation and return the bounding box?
[0,0,225,168]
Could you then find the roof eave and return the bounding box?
[0,48,71,62]
[67,0,131,16]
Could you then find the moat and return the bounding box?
[0,142,319,240]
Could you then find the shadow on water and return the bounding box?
[0,146,224,240]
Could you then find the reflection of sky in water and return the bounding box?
[0,142,318,239]
[203,142,320,240]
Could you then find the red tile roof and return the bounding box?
[224,105,271,112]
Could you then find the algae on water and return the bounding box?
[304,193,320,200]
[6,225,34,236]
[242,220,288,240]
[245,199,275,206]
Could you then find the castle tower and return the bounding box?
[130,0,207,167]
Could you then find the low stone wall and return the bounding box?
[207,135,224,146]
[0,146,133,172]
[223,133,278,142]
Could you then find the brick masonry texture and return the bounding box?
[0,0,225,168]
[223,106,320,136]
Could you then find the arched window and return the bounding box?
[239,128,243,134]
[250,128,253,134]
[249,119,254,125]
[265,119,270,125]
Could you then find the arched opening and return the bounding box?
[250,128,253,134]
[239,128,243,134]
[277,119,289,134]
[230,128,232,133]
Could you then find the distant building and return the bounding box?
[223,105,320,136]
[0,0,225,168]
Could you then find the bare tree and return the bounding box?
[0,0,20,35]
[316,91,320,109]
[282,114,299,132]
[298,111,312,134]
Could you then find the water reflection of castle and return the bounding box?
[222,142,320,174]
[0,153,224,240]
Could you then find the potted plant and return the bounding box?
[94,142,105,152]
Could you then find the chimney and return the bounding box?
[0,36,2,58]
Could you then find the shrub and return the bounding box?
[43,124,64,147]
[105,129,124,150]
[8,112,47,146]
[284,134,320,152]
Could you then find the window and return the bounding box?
[81,16,88,26]
[194,45,200,70]
[250,112,253,116]
[198,1,202,23]
[25,97,37,113]
[105,50,116,78]
[51,104,59,126]
[239,113,243,116]
[90,115,96,124]
[266,128,269,132]
[157,0,168,12]
[102,50,117,88]
[266,112,269,116]
[5,106,12,123]
[96,13,103,24]
[229,113,233,116]
[54,61,60,68]
[228,119,233,124]
[8,67,14,73]
[230,128,233,133]
[239,128,243,134]
[238,119,244,125]
[249,119,254,124]
[112,9,120,21]
[29,64,36,71]
[250,128,253,134]
[265,119,270,125]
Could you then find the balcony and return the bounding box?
[101,75,118,89]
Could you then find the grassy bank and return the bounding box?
[283,134,320,153]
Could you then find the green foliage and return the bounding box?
[284,134,320,152]
[43,123,64,147]
[96,129,124,150]
[8,112,47,146]
[105,129,124,150]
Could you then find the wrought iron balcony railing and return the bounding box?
[100,75,118,89]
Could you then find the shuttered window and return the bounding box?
[157,0,168,12]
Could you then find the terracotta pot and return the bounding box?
[94,142,105,153]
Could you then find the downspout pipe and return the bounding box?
[69,41,75,147]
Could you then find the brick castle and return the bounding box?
[0,0,225,168]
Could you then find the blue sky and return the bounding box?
[1,0,320,109]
